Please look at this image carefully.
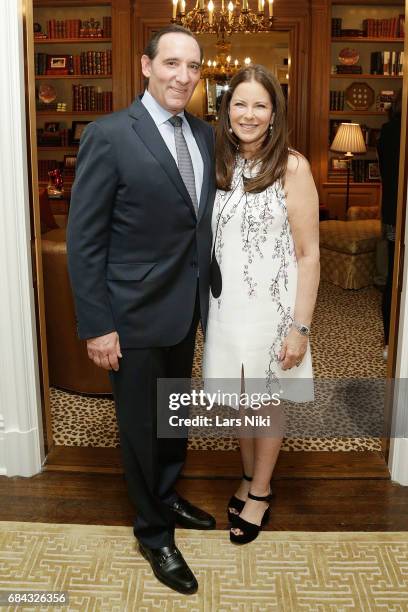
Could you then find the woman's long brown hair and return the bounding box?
[216,64,291,193]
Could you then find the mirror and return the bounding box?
[187,31,290,122]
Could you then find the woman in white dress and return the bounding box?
[202,65,320,544]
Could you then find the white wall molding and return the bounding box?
[0,0,44,476]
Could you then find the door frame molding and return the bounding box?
[0,0,44,477]
[2,0,408,482]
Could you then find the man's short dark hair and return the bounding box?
[143,25,203,63]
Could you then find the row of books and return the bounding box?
[371,51,404,76]
[37,128,71,147]
[39,16,111,39]
[34,51,112,76]
[78,51,112,75]
[331,16,404,38]
[329,90,345,111]
[352,159,380,182]
[363,16,404,39]
[72,85,113,111]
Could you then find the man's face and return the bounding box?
[141,33,201,114]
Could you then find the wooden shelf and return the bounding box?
[332,37,404,42]
[35,74,112,79]
[324,181,381,187]
[329,110,388,116]
[34,37,112,44]
[331,74,403,79]
[36,111,108,116]
[38,146,79,151]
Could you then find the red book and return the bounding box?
[399,15,405,38]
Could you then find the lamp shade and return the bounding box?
[330,122,367,154]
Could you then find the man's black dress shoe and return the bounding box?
[139,542,198,595]
[168,496,216,530]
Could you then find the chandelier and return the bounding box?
[201,37,251,80]
[171,0,274,35]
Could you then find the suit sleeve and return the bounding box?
[66,121,118,340]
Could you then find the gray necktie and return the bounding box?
[168,115,198,214]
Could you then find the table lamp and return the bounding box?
[330,122,367,211]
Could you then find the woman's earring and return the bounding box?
[269,123,273,134]
[228,127,233,134]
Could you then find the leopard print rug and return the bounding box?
[51,282,385,451]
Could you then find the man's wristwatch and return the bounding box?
[292,321,310,336]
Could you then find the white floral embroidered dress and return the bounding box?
[203,156,314,402]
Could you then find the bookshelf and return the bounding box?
[33,0,131,206]
[323,1,405,219]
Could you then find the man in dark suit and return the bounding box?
[67,25,216,595]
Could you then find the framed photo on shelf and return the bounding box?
[71,121,90,145]
[368,162,380,181]
[44,122,60,133]
[46,55,70,75]
[331,157,348,171]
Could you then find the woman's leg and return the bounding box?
[231,400,285,534]
[231,437,255,502]
[231,366,255,502]
[231,436,282,534]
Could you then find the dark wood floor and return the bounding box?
[1,451,408,531]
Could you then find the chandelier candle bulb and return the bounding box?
[258,0,263,12]
[228,1,234,23]
[172,0,178,19]
[268,0,273,17]
[242,0,248,10]
[208,0,214,24]
[181,0,186,14]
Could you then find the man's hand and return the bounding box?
[86,331,122,371]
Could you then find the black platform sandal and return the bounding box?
[229,491,274,545]
[226,473,252,523]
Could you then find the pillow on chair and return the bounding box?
[347,206,380,221]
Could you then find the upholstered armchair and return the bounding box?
[319,206,382,290]
[42,215,111,394]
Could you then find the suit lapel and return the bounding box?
[129,98,196,218]
[184,111,211,223]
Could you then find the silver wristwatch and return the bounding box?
[292,321,310,336]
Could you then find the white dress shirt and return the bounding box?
[141,90,204,206]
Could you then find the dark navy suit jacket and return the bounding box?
[67,97,215,348]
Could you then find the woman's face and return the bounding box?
[229,79,274,150]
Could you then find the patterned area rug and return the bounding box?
[51,282,385,451]
[1,522,408,611]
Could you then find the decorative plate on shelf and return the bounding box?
[38,83,57,104]
[345,82,375,110]
[338,48,359,65]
